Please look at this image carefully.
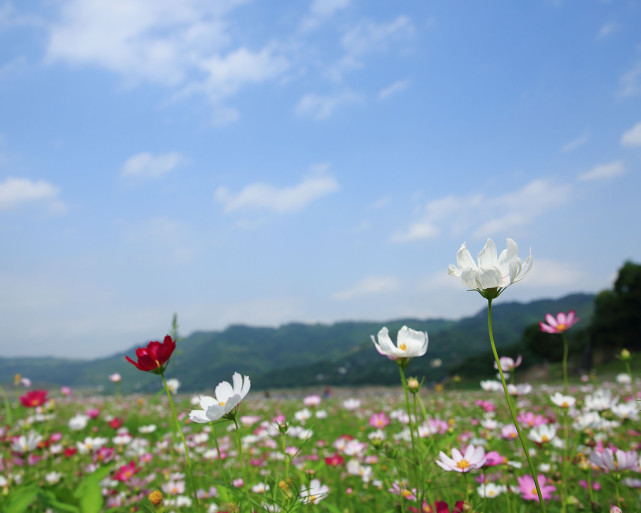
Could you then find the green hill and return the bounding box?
[0,293,595,393]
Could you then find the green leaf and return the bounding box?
[3,484,39,513]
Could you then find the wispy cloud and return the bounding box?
[45,0,287,124]
[0,177,66,213]
[618,61,641,98]
[332,275,399,301]
[295,91,362,119]
[597,22,617,39]
[561,131,588,152]
[391,179,571,243]
[214,165,339,213]
[578,161,624,181]
[621,122,641,147]
[378,79,409,100]
[329,15,414,80]
[120,152,183,179]
[300,0,351,32]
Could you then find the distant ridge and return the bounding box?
[0,293,595,392]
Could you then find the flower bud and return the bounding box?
[148,490,164,511]
[407,377,420,393]
[619,349,631,361]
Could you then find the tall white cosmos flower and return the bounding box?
[189,372,251,423]
[371,326,428,364]
[448,238,533,299]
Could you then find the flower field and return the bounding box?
[1,369,639,513]
[1,238,639,513]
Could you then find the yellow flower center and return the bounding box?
[401,489,413,499]
[541,435,549,442]
[561,401,569,408]
[219,401,226,407]
[556,323,566,331]
[399,343,407,351]
[457,459,470,470]
[531,487,537,495]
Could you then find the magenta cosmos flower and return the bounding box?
[436,445,486,473]
[125,335,176,374]
[518,474,555,501]
[539,311,579,334]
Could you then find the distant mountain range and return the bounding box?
[0,293,595,393]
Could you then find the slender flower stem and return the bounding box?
[233,417,251,511]
[209,422,226,479]
[398,364,421,512]
[561,332,569,396]
[160,372,200,510]
[487,299,547,512]
[0,386,12,425]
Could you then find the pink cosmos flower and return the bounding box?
[484,451,507,467]
[369,412,391,429]
[517,411,547,428]
[517,474,556,501]
[303,395,322,407]
[113,461,139,482]
[539,311,579,334]
[590,448,639,472]
[389,482,416,501]
[436,445,486,473]
[494,355,522,372]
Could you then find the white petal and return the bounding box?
[189,409,211,424]
[232,372,242,395]
[476,268,502,289]
[205,403,225,421]
[240,375,251,398]
[477,239,498,268]
[199,395,217,410]
[448,264,462,277]
[497,238,518,267]
[215,380,234,404]
[456,243,477,271]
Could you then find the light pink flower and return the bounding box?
[518,474,555,501]
[369,412,390,429]
[590,449,639,472]
[494,355,522,372]
[436,445,486,473]
[303,395,321,407]
[539,311,579,334]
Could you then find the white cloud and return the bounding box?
[618,61,641,98]
[561,131,588,152]
[121,152,183,179]
[332,276,399,301]
[214,166,339,213]
[295,91,362,119]
[578,161,624,181]
[329,15,414,80]
[0,177,66,213]
[516,258,589,289]
[300,0,351,32]
[45,0,287,124]
[621,122,641,147]
[378,79,409,100]
[391,179,571,243]
[597,22,617,39]
[473,179,571,238]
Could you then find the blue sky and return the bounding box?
[1,0,640,358]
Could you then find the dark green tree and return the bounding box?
[590,261,641,355]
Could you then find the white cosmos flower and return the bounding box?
[189,372,251,423]
[371,326,428,361]
[449,238,533,298]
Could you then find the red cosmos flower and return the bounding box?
[125,335,176,374]
[108,417,123,429]
[113,461,140,482]
[19,389,48,408]
[324,453,344,466]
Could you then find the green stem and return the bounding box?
[160,372,200,510]
[0,386,13,425]
[561,332,569,396]
[233,417,251,512]
[398,364,421,512]
[209,422,226,479]
[487,299,547,512]
[560,407,569,513]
